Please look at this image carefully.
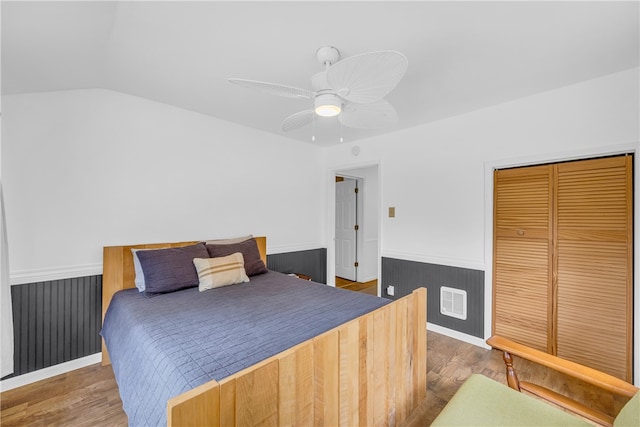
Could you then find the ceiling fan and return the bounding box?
[228,46,408,134]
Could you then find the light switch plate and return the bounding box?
[389,207,396,218]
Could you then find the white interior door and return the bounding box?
[335,178,357,281]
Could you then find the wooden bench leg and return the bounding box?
[503,351,521,391]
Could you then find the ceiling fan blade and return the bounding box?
[338,100,398,129]
[326,51,408,104]
[228,78,313,99]
[282,109,314,132]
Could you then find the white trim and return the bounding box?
[486,142,637,171]
[358,274,378,283]
[427,322,490,349]
[7,243,329,284]
[484,141,640,386]
[8,244,330,285]
[267,242,325,255]
[382,250,485,271]
[0,353,101,392]
[327,161,383,289]
[10,263,103,286]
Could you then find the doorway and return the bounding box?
[332,165,380,296]
[335,176,357,281]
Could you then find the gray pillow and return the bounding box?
[137,243,209,295]
[203,235,253,245]
[205,238,267,277]
[131,248,160,292]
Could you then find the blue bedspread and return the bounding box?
[101,271,389,426]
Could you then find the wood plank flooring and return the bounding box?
[336,276,378,295]
[0,362,128,427]
[2,307,627,426]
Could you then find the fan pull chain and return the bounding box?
[340,121,344,143]
[311,111,316,142]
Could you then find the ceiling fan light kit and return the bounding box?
[314,93,342,117]
[228,46,408,137]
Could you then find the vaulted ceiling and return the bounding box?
[2,1,639,145]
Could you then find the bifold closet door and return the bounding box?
[493,165,553,353]
[555,156,632,381]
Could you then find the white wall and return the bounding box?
[327,67,639,268]
[2,68,639,382]
[2,89,326,282]
[325,67,640,383]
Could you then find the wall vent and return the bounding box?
[440,286,467,320]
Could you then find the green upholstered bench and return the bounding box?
[432,336,639,427]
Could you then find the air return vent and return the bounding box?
[440,286,467,320]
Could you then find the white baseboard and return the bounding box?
[358,275,377,283]
[0,353,102,392]
[427,322,490,349]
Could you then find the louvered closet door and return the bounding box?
[555,156,632,381]
[493,165,553,352]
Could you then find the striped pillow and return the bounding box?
[193,253,250,291]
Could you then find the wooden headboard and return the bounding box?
[101,236,267,365]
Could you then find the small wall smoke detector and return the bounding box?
[440,286,467,320]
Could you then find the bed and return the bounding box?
[101,236,427,426]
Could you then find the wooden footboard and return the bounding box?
[167,287,427,427]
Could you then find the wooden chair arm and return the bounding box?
[487,336,638,398]
[519,381,616,426]
[488,335,638,426]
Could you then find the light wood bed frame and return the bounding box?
[102,237,427,426]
